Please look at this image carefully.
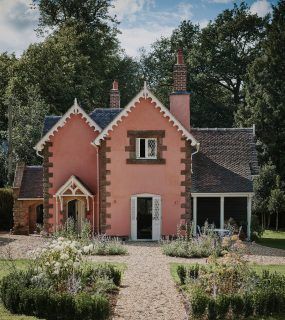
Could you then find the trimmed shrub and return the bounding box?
[215,295,231,318]
[0,274,110,320]
[190,287,209,318]
[0,188,13,230]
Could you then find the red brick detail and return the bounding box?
[180,138,192,221]
[43,142,53,232]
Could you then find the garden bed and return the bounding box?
[0,238,125,320]
[171,254,285,319]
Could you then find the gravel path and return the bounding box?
[0,233,284,319]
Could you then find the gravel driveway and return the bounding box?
[0,233,284,320]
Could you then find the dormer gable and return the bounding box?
[34,99,102,152]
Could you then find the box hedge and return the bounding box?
[0,271,110,320]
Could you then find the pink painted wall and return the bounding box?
[48,114,99,230]
[106,98,186,236]
[170,94,190,130]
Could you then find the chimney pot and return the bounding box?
[173,48,187,92]
[177,48,184,64]
[110,80,120,108]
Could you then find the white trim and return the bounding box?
[34,98,102,152]
[136,138,157,159]
[18,198,43,200]
[55,175,93,211]
[220,196,224,229]
[247,195,252,240]
[192,193,254,197]
[130,193,162,241]
[193,196,197,236]
[92,84,198,147]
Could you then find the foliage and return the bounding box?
[162,223,245,258]
[0,238,122,319]
[82,235,127,256]
[268,177,285,230]
[54,218,127,256]
[237,0,285,182]
[140,3,268,128]
[176,254,285,319]
[253,163,278,229]
[0,188,13,231]
[250,215,264,241]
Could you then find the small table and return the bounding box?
[213,229,231,237]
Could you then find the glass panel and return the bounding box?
[147,139,157,158]
[139,139,145,158]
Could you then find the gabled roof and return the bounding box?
[55,175,93,197]
[42,108,122,136]
[18,166,43,199]
[35,99,102,152]
[92,84,199,147]
[191,128,259,193]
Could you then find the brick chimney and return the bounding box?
[170,48,190,130]
[110,80,120,108]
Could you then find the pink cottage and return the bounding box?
[13,50,258,240]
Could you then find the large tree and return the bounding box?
[236,0,285,180]
[140,3,268,127]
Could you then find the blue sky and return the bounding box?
[0,0,278,57]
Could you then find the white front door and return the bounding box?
[130,195,161,241]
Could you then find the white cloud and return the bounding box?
[110,0,155,21]
[177,2,193,20]
[118,25,173,56]
[0,0,40,55]
[250,0,272,17]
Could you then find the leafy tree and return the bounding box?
[5,84,49,176]
[140,3,267,127]
[253,162,277,228]
[268,177,285,230]
[236,0,285,181]
[0,53,17,131]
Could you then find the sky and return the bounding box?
[0,0,278,57]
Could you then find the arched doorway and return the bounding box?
[36,204,44,225]
[67,199,85,233]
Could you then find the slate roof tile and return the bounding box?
[191,128,259,193]
[42,108,122,136]
[19,166,43,198]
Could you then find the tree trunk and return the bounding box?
[7,103,13,186]
[267,213,271,229]
[276,212,279,231]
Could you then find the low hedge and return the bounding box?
[0,271,110,320]
[0,188,13,230]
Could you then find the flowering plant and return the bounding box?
[33,237,82,290]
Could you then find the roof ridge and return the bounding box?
[192,127,253,131]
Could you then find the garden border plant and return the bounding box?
[173,254,285,319]
[0,238,124,320]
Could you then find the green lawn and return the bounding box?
[257,230,285,250]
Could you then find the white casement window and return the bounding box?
[136,138,157,159]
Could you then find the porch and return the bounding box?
[192,193,253,239]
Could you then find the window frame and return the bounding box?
[136,138,157,160]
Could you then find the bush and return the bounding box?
[0,188,13,231]
[82,236,127,256]
[0,272,110,320]
[177,254,285,319]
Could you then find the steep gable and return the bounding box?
[92,84,198,147]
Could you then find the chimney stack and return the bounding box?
[110,80,120,108]
[173,48,187,92]
[170,49,191,130]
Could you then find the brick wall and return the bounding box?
[43,142,53,232]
